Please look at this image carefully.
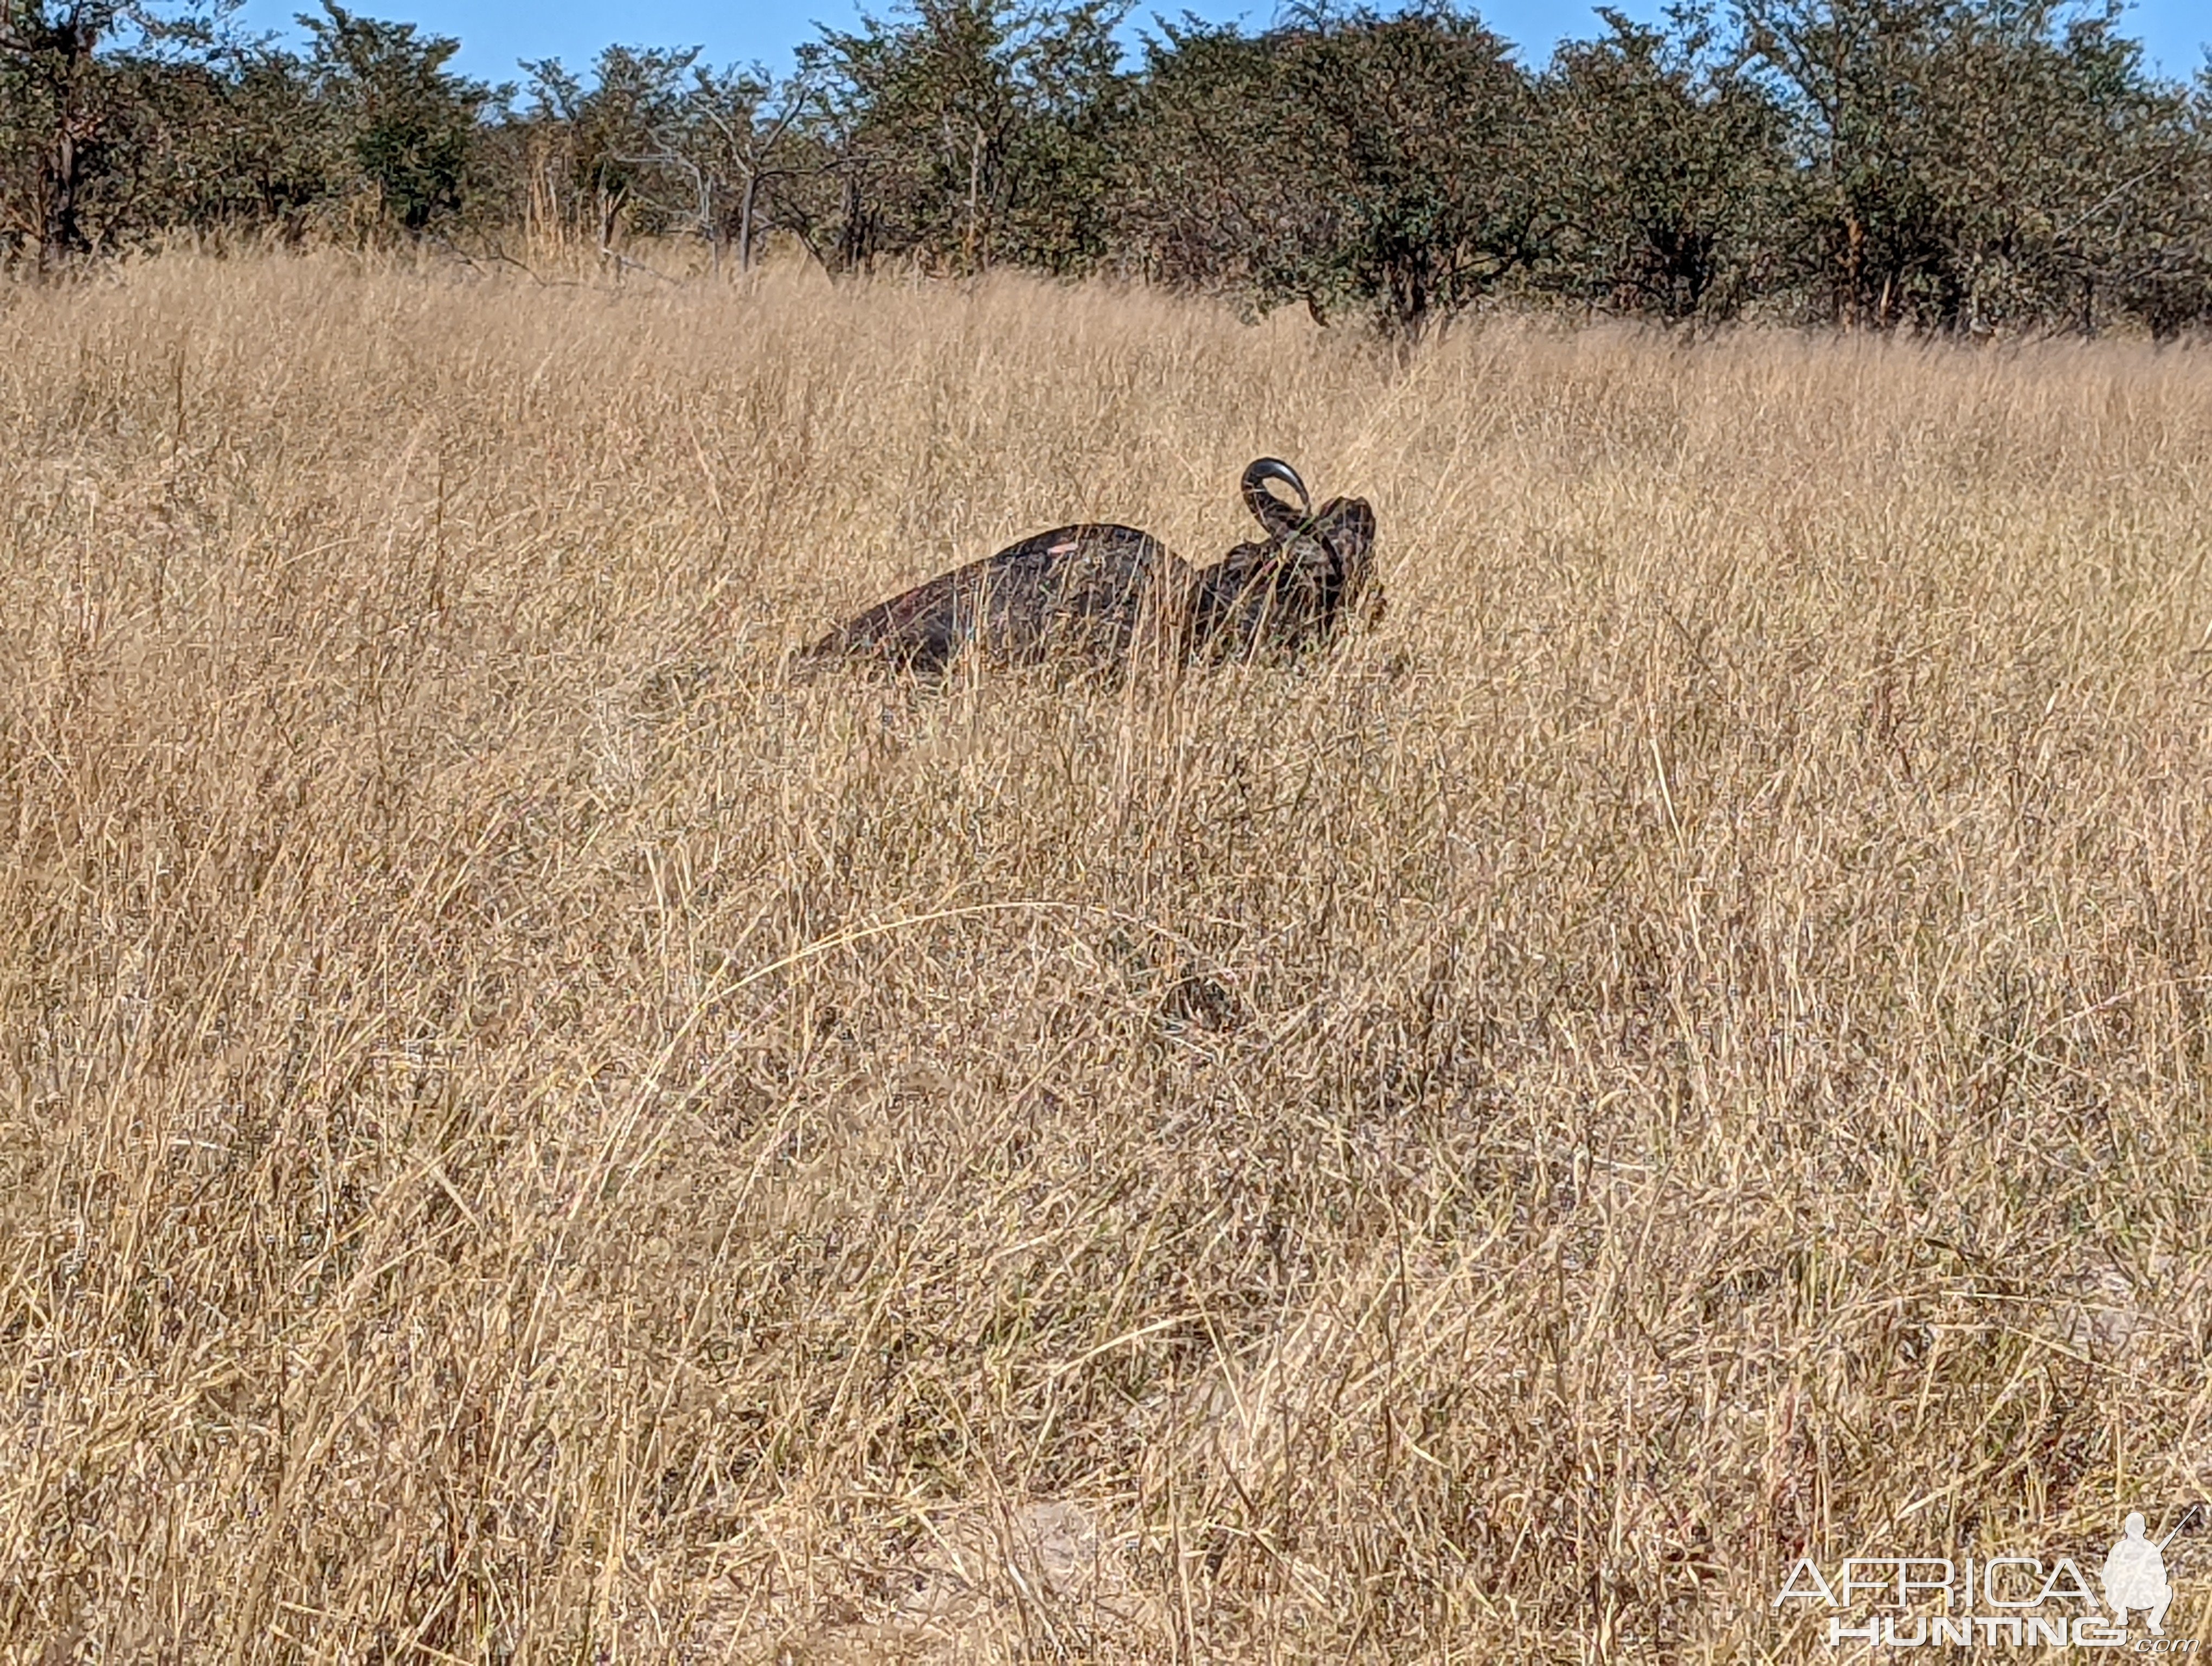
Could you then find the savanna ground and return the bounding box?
[2,251,2210,1662]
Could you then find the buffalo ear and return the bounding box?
[1312,496,1375,565]
[1314,496,1381,624]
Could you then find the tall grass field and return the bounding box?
[3,253,2210,1661]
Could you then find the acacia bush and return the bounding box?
[4,0,2209,328]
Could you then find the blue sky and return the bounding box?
[233,0,2210,89]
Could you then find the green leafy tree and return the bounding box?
[1538,6,1793,322]
[0,0,235,262]
[795,0,1130,275]
[1914,2,2210,335]
[94,44,346,240]
[1732,0,2210,330]
[519,45,697,245]
[2100,62,2212,336]
[510,50,821,270]
[1108,21,1288,294]
[1121,3,1540,338]
[299,0,492,233]
[1284,3,1541,337]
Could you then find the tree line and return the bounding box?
[5,0,2210,337]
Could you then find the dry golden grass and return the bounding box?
[3,250,2211,1662]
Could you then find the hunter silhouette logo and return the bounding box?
[1775,1508,2200,1650]
[2102,1513,2177,1635]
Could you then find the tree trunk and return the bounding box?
[24,11,102,274]
[1841,215,1864,330]
[41,127,86,271]
[964,127,982,274]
